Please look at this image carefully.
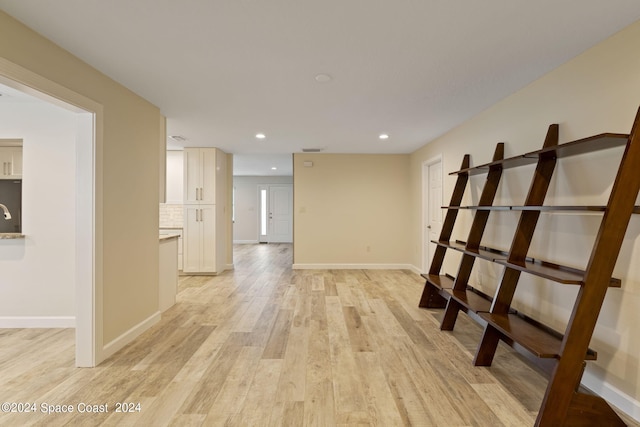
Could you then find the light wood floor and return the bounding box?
[0,243,636,426]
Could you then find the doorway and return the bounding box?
[0,59,100,367]
[258,184,293,243]
[422,156,443,273]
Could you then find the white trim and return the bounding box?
[0,56,103,367]
[408,264,422,275]
[101,311,161,361]
[234,240,259,244]
[582,370,640,423]
[0,316,76,328]
[292,263,417,270]
[226,263,235,270]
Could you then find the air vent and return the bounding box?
[169,135,187,142]
[302,148,322,153]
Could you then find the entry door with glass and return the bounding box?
[258,184,293,243]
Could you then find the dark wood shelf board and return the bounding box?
[450,133,629,176]
[525,133,628,159]
[443,288,492,313]
[496,259,621,287]
[432,240,509,261]
[421,274,454,290]
[441,205,511,211]
[512,205,606,212]
[444,205,640,212]
[479,312,597,360]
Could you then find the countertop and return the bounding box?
[159,234,180,242]
[0,233,25,239]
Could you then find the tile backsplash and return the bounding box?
[160,204,184,228]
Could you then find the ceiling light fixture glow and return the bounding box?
[379,134,389,140]
[271,167,277,170]
[256,133,266,139]
[314,73,332,83]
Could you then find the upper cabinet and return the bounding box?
[183,148,217,204]
[0,146,22,179]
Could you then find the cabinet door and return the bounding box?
[183,148,202,204]
[200,149,217,204]
[10,149,22,178]
[0,147,21,179]
[200,205,217,273]
[0,150,9,178]
[182,206,201,273]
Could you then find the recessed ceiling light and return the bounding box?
[271,167,277,170]
[379,134,389,140]
[256,133,266,139]
[315,73,332,83]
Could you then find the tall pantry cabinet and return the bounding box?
[182,147,228,274]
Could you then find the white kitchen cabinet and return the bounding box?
[184,148,217,204]
[0,147,22,179]
[182,147,228,274]
[183,205,217,273]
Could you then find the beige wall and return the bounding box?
[294,153,411,266]
[0,11,162,344]
[410,20,640,412]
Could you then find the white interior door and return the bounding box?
[269,185,293,243]
[423,158,443,272]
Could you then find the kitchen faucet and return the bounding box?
[0,203,11,220]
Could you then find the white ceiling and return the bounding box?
[2,1,640,176]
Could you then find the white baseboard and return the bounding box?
[234,240,259,244]
[0,316,76,328]
[292,263,418,270]
[582,369,640,422]
[408,264,423,275]
[102,311,161,361]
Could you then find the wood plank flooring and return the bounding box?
[0,243,636,426]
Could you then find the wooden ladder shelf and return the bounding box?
[419,107,640,426]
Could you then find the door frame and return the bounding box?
[422,155,443,273]
[0,57,102,367]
